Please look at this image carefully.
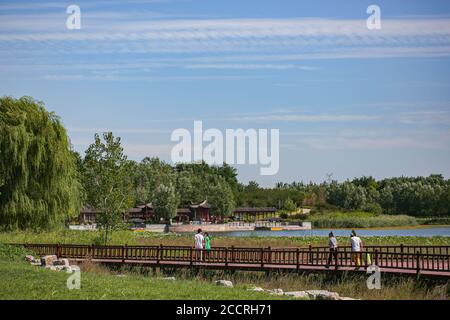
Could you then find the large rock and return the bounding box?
[215,280,233,288]
[40,255,57,266]
[305,290,340,300]
[284,291,310,299]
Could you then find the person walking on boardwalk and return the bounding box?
[326,232,338,268]
[350,230,363,270]
[194,228,204,261]
[203,232,211,259]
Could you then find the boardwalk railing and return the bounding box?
[18,243,450,275]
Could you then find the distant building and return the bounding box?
[79,200,213,224]
[232,207,277,221]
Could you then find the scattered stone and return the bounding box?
[30,261,42,266]
[40,255,57,266]
[161,277,176,281]
[25,255,34,262]
[284,291,310,299]
[215,280,233,288]
[246,286,355,300]
[52,259,70,266]
[116,274,127,277]
[267,288,284,295]
[247,287,265,292]
[305,290,340,300]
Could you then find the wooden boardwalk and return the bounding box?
[20,243,450,278]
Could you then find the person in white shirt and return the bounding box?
[194,229,204,261]
[350,230,363,269]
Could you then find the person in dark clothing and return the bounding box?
[326,232,338,268]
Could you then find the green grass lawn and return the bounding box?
[0,244,286,300]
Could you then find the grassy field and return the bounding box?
[1,229,450,248]
[0,244,285,300]
[305,211,419,228]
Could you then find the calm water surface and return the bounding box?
[218,227,450,238]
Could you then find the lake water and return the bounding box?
[218,227,450,238]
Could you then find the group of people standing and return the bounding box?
[327,230,366,269]
[192,228,367,269]
[193,228,211,260]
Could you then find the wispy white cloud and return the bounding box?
[289,128,450,150]
[229,113,380,122]
[399,110,450,125]
[185,64,317,70]
[1,16,449,57]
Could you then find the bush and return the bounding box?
[0,244,32,261]
[279,213,288,219]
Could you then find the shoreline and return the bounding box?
[313,224,450,231]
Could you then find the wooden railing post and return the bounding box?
[335,250,339,271]
[296,248,300,270]
[267,247,271,264]
[308,244,312,264]
[190,247,193,267]
[56,243,61,258]
[156,246,160,264]
[260,248,264,268]
[159,244,164,262]
[375,249,379,267]
[416,251,421,275]
[231,246,235,263]
[225,248,229,267]
[122,244,127,263]
[400,244,404,266]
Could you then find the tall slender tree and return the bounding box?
[82,132,134,243]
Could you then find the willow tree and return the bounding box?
[0,96,82,230]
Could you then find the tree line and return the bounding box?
[1,97,449,234]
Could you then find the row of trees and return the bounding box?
[326,175,450,216]
[252,175,450,217]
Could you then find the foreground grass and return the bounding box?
[0,245,284,300]
[1,230,449,248]
[0,244,448,300]
[179,269,449,300]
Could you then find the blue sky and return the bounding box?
[1,0,450,186]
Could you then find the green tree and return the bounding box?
[0,96,82,230]
[82,132,134,244]
[207,177,235,219]
[283,197,297,212]
[153,183,179,222]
